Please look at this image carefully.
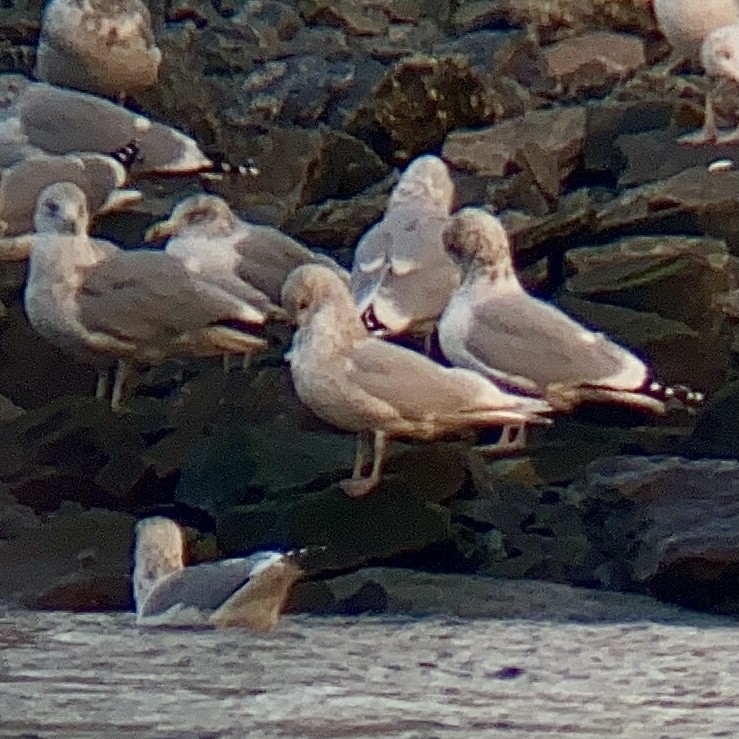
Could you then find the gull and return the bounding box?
[282,264,553,498]
[653,0,739,65]
[36,0,162,100]
[438,208,667,415]
[146,193,349,368]
[0,151,139,264]
[0,77,211,175]
[146,193,350,309]
[685,23,739,143]
[23,182,272,410]
[349,154,461,341]
[133,517,303,631]
[652,0,739,143]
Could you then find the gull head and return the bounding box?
[132,516,186,608]
[388,154,455,213]
[701,24,739,83]
[442,207,512,273]
[145,194,239,242]
[34,182,90,236]
[282,264,358,329]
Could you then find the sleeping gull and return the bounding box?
[0,78,211,175]
[133,517,303,631]
[36,0,162,100]
[438,208,668,414]
[350,154,461,341]
[282,264,552,498]
[24,182,272,410]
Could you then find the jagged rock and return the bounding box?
[451,0,656,44]
[202,126,389,225]
[175,420,356,514]
[0,396,156,511]
[578,456,739,612]
[617,129,739,187]
[217,485,453,572]
[346,54,507,162]
[443,106,586,184]
[564,235,739,332]
[593,167,739,253]
[0,502,135,610]
[538,31,646,100]
[0,393,23,424]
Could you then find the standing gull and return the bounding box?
[35,0,162,100]
[689,23,739,143]
[133,517,303,631]
[653,0,739,64]
[653,0,739,142]
[282,264,552,498]
[146,193,349,309]
[350,155,461,340]
[146,193,349,368]
[438,208,666,414]
[24,182,272,410]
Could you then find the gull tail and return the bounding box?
[645,380,705,413]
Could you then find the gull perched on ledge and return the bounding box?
[146,193,349,310]
[133,517,303,631]
[282,264,552,498]
[438,208,667,415]
[23,183,272,410]
[0,77,211,175]
[350,154,461,341]
[36,0,162,100]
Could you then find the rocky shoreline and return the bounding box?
[2,0,739,619]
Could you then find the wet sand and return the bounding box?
[2,605,739,738]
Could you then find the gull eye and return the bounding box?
[44,200,59,217]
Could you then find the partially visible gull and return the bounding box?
[438,208,667,414]
[0,151,138,251]
[0,77,211,175]
[146,193,349,310]
[133,516,303,631]
[653,0,739,64]
[684,23,739,143]
[24,182,272,410]
[282,264,552,498]
[35,0,162,100]
[350,154,461,340]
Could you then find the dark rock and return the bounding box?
[217,485,453,572]
[538,31,646,100]
[289,565,716,621]
[176,420,356,514]
[687,382,739,459]
[0,503,135,611]
[443,107,586,185]
[593,167,739,254]
[202,126,388,225]
[0,396,155,511]
[579,456,739,612]
[564,235,739,332]
[346,54,506,162]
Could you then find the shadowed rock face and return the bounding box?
[0,0,739,616]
